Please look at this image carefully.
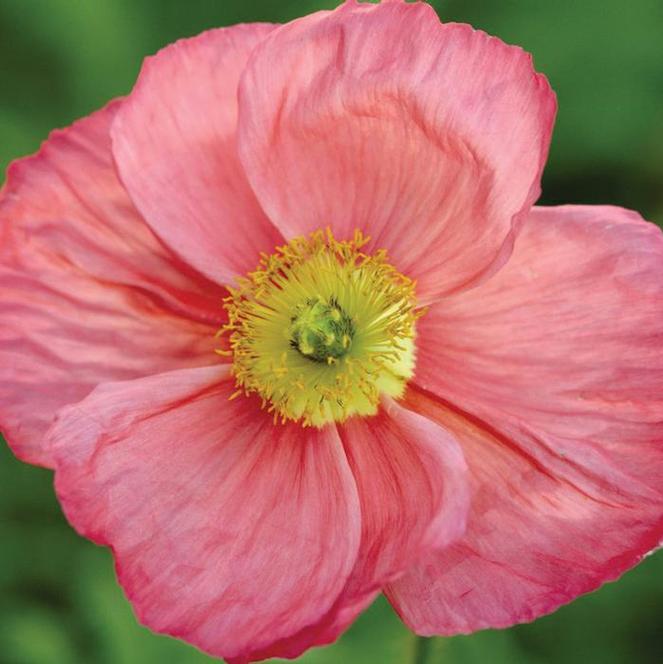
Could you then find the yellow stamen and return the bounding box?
[217,229,419,426]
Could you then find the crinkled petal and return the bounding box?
[386,205,663,634]
[238,0,555,301]
[111,24,283,286]
[0,102,222,468]
[48,366,361,663]
[246,397,469,661]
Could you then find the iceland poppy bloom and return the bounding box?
[2,0,663,662]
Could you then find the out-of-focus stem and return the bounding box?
[412,635,433,664]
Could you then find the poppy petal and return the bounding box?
[111,24,283,286]
[0,102,221,467]
[246,398,469,661]
[387,205,663,633]
[238,0,555,302]
[49,365,362,662]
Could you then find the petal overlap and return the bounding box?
[111,24,283,286]
[48,366,362,663]
[247,398,469,661]
[0,102,222,467]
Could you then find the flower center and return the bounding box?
[218,230,421,427]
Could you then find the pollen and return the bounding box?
[218,229,421,427]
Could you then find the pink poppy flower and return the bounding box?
[1,0,662,662]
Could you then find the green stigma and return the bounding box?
[289,297,354,363]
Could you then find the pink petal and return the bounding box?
[238,0,555,301]
[386,205,663,634]
[111,25,283,286]
[0,102,222,468]
[48,365,361,663]
[246,398,469,661]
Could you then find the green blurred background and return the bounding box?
[1,1,662,663]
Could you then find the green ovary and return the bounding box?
[289,298,355,363]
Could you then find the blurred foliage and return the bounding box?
[1,1,662,663]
